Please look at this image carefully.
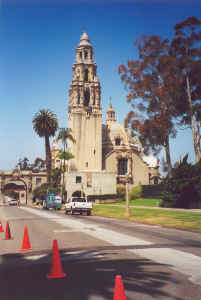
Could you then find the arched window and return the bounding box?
[118,158,128,175]
[84,51,88,59]
[84,88,90,106]
[77,91,80,104]
[79,52,82,59]
[84,69,88,81]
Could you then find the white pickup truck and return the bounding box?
[65,197,93,216]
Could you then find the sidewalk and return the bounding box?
[130,205,201,213]
[97,203,201,213]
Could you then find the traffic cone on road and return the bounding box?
[46,239,67,279]
[0,221,4,232]
[113,275,126,300]
[20,226,32,251]
[4,221,12,240]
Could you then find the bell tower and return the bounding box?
[68,32,102,171]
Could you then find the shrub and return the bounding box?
[161,155,201,208]
[129,185,142,201]
[116,185,126,198]
[32,183,61,202]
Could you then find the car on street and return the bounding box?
[8,198,19,206]
[65,197,93,215]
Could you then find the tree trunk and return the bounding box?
[45,135,52,184]
[164,135,172,178]
[186,76,201,163]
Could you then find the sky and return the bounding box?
[1,0,201,172]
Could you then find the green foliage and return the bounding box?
[16,157,46,172]
[57,127,75,149]
[56,150,74,167]
[119,34,178,177]
[141,184,165,199]
[32,183,61,202]
[161,154,201,208]
[116,185,126,198]
[16,157,32,170]
[32,183,48,201]
[170,17,201,163]
[32,109,58,138]
[32,109,58,184]
[56,127,75,201]
[129,185,142,201]
[32,168,62,202]
[51,168,61,187]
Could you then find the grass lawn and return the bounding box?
[115,198,163,207]
[93,204,201,232]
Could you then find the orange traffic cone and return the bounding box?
[46,239,66,279]
[0,221,4,232]
[113,275,126,300]
[4,221,12,240]
[20,226,32,251]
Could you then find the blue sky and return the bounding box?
[1,0,201,172]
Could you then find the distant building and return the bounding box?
[0,168,46,204]
[51,32,160,200]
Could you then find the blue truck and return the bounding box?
[42,193,62,210]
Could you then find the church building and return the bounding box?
[51,32,160,199]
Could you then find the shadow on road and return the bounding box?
[0,247,186,300]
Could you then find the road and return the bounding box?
[0,202,201,300]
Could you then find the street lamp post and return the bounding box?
[125,173,130,217]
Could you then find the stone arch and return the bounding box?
[4,182,25,190]
[84,50,88,59]
[3,181,26,203]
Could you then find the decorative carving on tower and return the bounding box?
[68,32,101,113]
[67,32,102,171]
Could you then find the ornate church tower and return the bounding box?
[68,32,102,171]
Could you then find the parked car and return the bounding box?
[65,197,93,215]
[8,198,19,206]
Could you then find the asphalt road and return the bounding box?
[0,204,201,300]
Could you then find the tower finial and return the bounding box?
[79,30,90,46]
[106,98,115,123]
[109,96,112,107]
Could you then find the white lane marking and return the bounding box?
[24,251,103,263]
[25,254,47,261]
[21,207,201,285]
[21,207,61,219]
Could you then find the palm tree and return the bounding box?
[56,149,74,193]
[57,128,75,200]
[32,109,58,184]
